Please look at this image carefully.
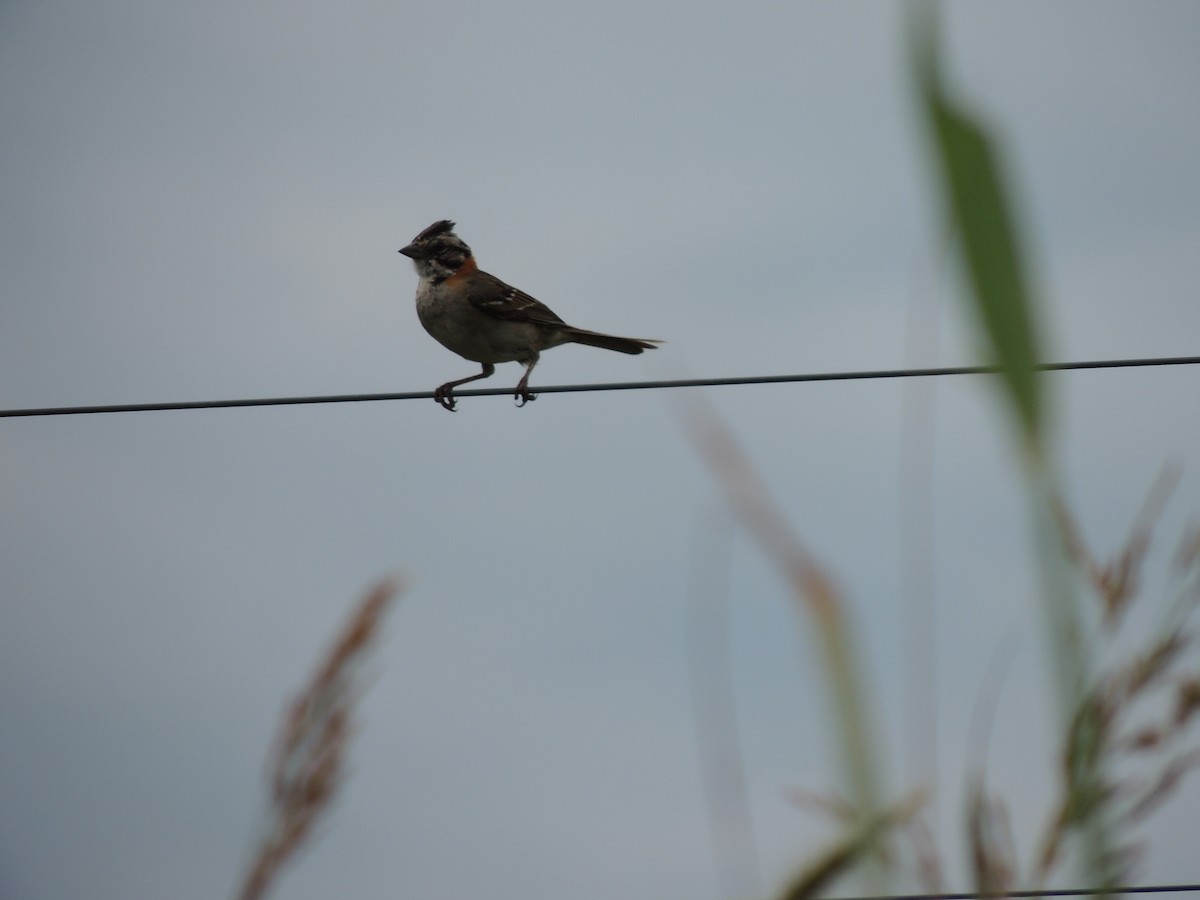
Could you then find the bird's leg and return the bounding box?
[433,363,495,412]
[514,352,539,407]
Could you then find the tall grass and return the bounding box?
[909,1,1116,889]
[679,6,1200,897]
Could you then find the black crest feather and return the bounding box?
[414,219,456,242]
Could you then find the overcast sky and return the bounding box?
[2,2,1200,899]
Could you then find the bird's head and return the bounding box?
[399,220,473,282]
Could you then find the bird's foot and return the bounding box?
[433,385,457,412]
[514,386,537,407]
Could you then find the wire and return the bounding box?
[1,355,1198,419]
[838,885,1200,900]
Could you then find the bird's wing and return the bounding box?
[467,271,567,328]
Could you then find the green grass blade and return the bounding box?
[910,6,1119,892]
[911,5,1043,453]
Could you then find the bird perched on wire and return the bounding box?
[399,220,660,411]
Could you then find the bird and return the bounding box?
[399,220,660,411]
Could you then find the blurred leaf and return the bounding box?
[911,5,1043,451]
[776,794,923,900]
[910,6,1122,891]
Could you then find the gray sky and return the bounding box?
[2,2,1199,898]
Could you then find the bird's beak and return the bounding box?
[398,243,423,259]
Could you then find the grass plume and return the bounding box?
[236,578,401,900]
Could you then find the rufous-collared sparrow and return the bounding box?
[399,220,660,411]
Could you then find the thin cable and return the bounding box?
[837,884,1200,900]
[2,355,1197,418]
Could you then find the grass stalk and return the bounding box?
[680,394,886,890]
[909,3,1120,889]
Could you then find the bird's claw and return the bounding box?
[433,388,457,412]
[514,389,537,408]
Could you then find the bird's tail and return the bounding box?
[564,328,662,355]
